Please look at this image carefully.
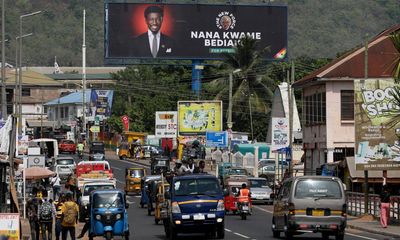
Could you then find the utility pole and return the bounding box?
[288,61,294,175]
[1,0,6,119]
[82,8,87,142]
[363,36,369,215]
[227,72,233,162]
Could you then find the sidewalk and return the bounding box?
[347,215,400,238]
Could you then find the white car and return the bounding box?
[53,157,76,180]
[249,177,274,204]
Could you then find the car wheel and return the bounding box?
[216,224,225,239]
[335,232,344,240]
[124,232,129,240]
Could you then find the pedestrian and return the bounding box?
[38,191,56,240]
[54,194,65,240]
[60,193,79,240]
[194,160,207,174]
[380,184,391,228]
[27,193,40,240]
[51,173,61,200]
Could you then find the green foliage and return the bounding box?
[4,0,399,66]
[106,115,124,134]
[389,32,400,83]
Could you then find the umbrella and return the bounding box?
[23,167,56,180]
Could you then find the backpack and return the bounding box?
[40,201,53,221]
[62,202,78,225]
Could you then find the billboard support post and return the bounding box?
[192,60,203,99]
[363,36,369,215]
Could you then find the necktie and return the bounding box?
[152,33,158,58]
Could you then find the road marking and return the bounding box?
[112,166,122,170]
[225,228,251,239]
[253,205,273,214]
[346,232,377,240]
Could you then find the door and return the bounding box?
[273,181,291,229]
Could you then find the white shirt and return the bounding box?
[51,176,61,187]
[148,30,160,53]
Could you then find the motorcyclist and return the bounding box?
[77,142,84,159]
[237,183,251,214]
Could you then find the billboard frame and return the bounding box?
[104,1,288,65]
[177,100,223,136]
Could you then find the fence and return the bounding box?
[346,191,400,224]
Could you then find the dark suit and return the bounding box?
[129,32,175,58]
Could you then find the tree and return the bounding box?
[390,32,400,83]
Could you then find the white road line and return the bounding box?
[233,232,250,239]
[112,166,122,170]
[225,228,232,232]
[346,232,378,240]
[253,205,273,214]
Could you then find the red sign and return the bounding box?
[121,115,129,131]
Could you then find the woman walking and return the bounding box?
[380,185,391,228]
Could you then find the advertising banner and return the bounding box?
[155,111,178,138]
[271,117,289,151]
[355,79,400,170]
[27,155,46,168]
[206,131,228,147]
[0,214,19,240]
[105,2,287,63]
[178,101,222,135]
[88,90,114,121]
[121,115,129,131]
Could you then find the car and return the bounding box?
[248,177,274,204]
[142,145,163,158]
[53,156,76,181]
[89,141,105,161]
[58,139,76,154]
[272,176,346,240]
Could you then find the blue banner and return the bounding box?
[206,131,228,147]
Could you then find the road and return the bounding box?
[75,152,394,240]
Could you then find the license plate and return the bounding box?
[242,206,249,210]
[312,210,324,216]
[193,214,205,220]
[256,196,264,200]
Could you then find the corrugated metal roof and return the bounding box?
[44,90,91,105]
[4,69,62,86]
[46,73,112,80]
[293,24,400,88]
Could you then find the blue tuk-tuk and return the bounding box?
[140,175,161,208]
[89,189,130,240]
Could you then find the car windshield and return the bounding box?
[62,140,74,144]
[91,143,104,153]
[260,165,275,171]
[174,178,221,196]
[130,169,144,178]
[295,179,342,199]
[229,168,247,175]
[93,192,123,208]
[84,185,114,195]
[250,179,268,188]
[57,159,74,165]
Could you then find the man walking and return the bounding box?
[51,173,61,200]
[60,193,79,240]
[27,193,40,240]
[38,191,56,240]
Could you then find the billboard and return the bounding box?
[155,111,178,138]
[105,2,287,63]
[88,90,114,121]
[355,79,400,170]
[206,131,228,147]
[0,214,19,240]
[178,101,222,135]
[271,117,289,151]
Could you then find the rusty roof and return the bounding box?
[293,24,400,88]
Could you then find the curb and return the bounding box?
[347,222,400,238]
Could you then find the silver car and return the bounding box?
[272,176,346,240]
[249,177,273,204]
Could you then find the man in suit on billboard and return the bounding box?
[130,5,175,58]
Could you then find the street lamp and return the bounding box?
[18,10,41,135]
[14,33,32,116]
[227,68,241,163]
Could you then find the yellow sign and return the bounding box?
[178,101,222,134]
[90,126,100,133]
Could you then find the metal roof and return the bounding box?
[44,90,92,106]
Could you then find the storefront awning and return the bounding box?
[26,120,57,128]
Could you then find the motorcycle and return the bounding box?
[78,150,83,160]
[237,201,250,220]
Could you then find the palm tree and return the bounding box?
[390,32,400,83]
[207,35,275,140]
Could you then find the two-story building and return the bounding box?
[293,25,399,177]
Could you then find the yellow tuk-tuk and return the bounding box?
[118,142,131,160]
[125,167,146,195]
[154,180,170,225]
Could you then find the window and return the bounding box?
[341,90,354,120]
[22,88,30,96]
[295,179,342,199]
[303,92,326,125]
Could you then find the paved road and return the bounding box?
[74,152,395,240]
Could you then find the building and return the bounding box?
[292,25,399,177]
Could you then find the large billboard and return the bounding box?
[178,101,222,135]
[355,79,400,170]
[88,90,114,121]
[105,2,287,63]
[155,111,178,138]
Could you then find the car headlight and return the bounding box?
[116,214,122,220]
[171,202,181,214]
[95,215,101,220]
[217,200,224,211]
